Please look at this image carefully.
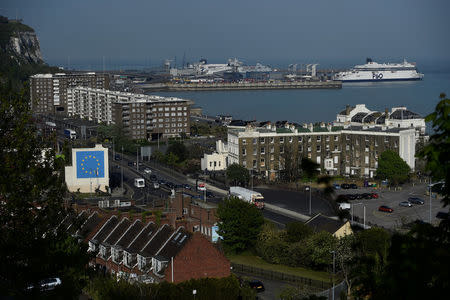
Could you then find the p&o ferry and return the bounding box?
[333,58,424,82]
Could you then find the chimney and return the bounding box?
[385,108,389,118]
[327,124,332,132]
[346,105,350,115]
[308,123,314,132]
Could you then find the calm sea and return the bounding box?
[153,72,450,126]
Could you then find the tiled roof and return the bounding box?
[77,212,102,239]
[103,218,131,246]
[305,214,346,234]
[140,224,174,258]
[155,227,191,261]
[115,219,144,248]
[91,215,119,244]
[125,222,156,253]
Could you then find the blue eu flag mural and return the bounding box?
[76,151,105,178]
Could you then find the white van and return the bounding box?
[134,178,145,188]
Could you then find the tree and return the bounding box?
[216,197,264,253]
[285,222,313,243]
[417,93,450,207]
[304,231,337,270]
[226,163,250,186]
[335,235,356,298]
[300,158,319,180]
[376,150,411,185]
[0,85,90,297]
[166,141,188,163]
[280,143,301,182]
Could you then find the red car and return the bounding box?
[378,205,393,213]
[371,193,379,199]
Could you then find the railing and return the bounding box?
[230,262,332,291]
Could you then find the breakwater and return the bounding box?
[139,80,342,91]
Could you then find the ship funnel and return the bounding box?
[366,58,373,64]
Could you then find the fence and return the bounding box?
[230,262,332,291]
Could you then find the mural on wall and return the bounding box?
[76,151,105,178]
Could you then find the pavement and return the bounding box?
[336,183,444,229]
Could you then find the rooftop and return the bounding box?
[305,214,347,234]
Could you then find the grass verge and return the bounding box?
[226,251,331,282]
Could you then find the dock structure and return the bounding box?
[138,81,342,91]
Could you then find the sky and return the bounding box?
[3,0,450,69]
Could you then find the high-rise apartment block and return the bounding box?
[67,87,191,140]
[30,72,109,114]
[228,122,416,179]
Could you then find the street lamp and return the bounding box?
[330,250,336,300]
[305,184,312,215]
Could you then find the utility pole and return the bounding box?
[364,205,366,229]
[121,146,124,191]
[429,176,432,224]
[136,147,139,171]
[331,251,336,300]
[309,180,312,215]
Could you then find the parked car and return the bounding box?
[206,191,215,198]
[127,161,134,167]
[408,197,425,205]
[356,194,364,199]
[340,183,350,189]
[158,179,167,185]
[333,183,341,190]
[182,184,191,190]
[149,175,157,181]
[143,168,152,174]
[399,201,412,207]
[361,193,372,199]
[347,194,357,200]
[248,280,265,293]
[166,182,175,189]
[114,154,122,160]
[350,183,358,189]
[370,193,379,199]
[153,182,160,189]
[28,277,62,291]
[378,205,394,213]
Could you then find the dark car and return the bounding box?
[182,184,191,190]
[408,197,425,205]
[355,194,364,199]
[149,175,157,181]
[158,179,167,185]
[166,182,175,189]
[378,205,394,213]
[346,194,357,200]
[248,280,265,293]
[206,191,215,198]
[350,183,358,189]
[361,193,372,199]
[127,161,134,167]
[341,183,350,189]
[114,154,122,160]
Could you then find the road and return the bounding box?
[336,183,444,229]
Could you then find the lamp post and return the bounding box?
[330,250,336,300]
[305,184,312,215]
[429,176,432,224]
[121,146,124,192]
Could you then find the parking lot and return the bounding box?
[335,183,444,229]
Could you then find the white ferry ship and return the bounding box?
[334,58,424,82]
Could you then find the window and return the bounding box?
[317,136,321,142]
[375,140,378,147]
[365,156,369,164]
[385,137,389,143]
[270,146,274,153]
[253,160,257,168]
[326,144,330,151]
[308,137,312,143]
[299,145,303,152]
[242,149,246,155]
[334,136,338,142]
[346,135,350,141]
[334,156,338,164]
[394,141,398,148]
[289,137,293,143]
[270,154,274,161]
[280,137,284,143]
[253,138,257,145]
[326,136,330,142]
[346,144,350,151]
[317,145,321,152]
[365,146,369,152]
[260,158,265,167]
[356,139,359,146]
[308,146,311,152]
[365,136,369,142]
[270,137,274,143]
[334,145,339,151]
[260,137,265,144]
[260,147,265,154]
[253,148,257,155]
[280,146,284,154]
[242,139,246,145]
[299,137,303,142]
[316,156,321,164]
